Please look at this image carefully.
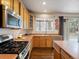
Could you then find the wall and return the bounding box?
[0,28,27,38]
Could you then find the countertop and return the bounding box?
[0,35,62,59]
[14,35,33,41]
[14,35,62,41]
[0,35,33,59]
[54,40,79,59]
[31,34,61,36]
[0,54,17,59]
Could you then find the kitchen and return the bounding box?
[0,0,79,59]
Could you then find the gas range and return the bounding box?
[0,41,28,54]
[0,34,30,59]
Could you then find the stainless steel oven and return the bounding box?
[0,5,23,28]
[0,34,31,59]
[19,42,31,59]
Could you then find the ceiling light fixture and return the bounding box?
[43,2,46,5]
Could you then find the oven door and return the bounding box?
[19,42,31,59]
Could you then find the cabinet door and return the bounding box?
[20,3,24,28]
[33,36,40,47]
[61,49,73,59]
[26,10,29,29]
[23,9,27,29]
[54,49,61,59]
[20,3,23,18]
[53,42,61,59]
[0,0,1,4]
[29,15,33,29]
[7,0,11,9]
[14,0,19,14]
[1,0,14,10]
[9,0,14,10]
[46,36,52,47]
[40,36,46,47]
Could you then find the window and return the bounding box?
[34,16,59,33]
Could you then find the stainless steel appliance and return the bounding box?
[0,34,30,59]
[0,5,23,28]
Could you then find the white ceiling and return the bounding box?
[22,0,79,13]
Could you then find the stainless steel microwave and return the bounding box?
[0,5,23,28]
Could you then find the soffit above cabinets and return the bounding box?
[22,0,79,13]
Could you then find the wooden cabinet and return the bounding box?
[29,15,33,29]
[1,0,14,10]
[20,3,24,27]
[53,42,61,59]
[54,49,61,59]
[9,0,14,10]
[61,49,73,59]
[33,36,40,47]
[14,0,19,14]
[40,36,46,47]
[0,0,30,29]
[53,42,73,59]
[1,0,6,5]
[0,0,1,4]
[26,11,29,29]
[20,2,23,19]
[23,8,27,29]
[32,36,52,48]
[46,36,52,47]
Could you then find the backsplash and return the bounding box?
[0,28,27,38]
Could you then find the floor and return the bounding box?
[30,48,54,59]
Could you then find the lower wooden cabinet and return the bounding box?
[46,36,52,47]
[53,42,61,59]
[40,36,46,47]
[32,36,40,47]
[61,49,73,59]
[53,42,73,59]
[32,36,52,48]
[54,49,61,59]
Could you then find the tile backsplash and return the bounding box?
[0,28,27,38]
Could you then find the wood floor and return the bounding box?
[30,48,54,59]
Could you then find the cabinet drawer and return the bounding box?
[53,43,60,53]
[61,49,73,59]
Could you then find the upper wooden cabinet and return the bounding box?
[29,15,33,29]
[0,0,1,4]
[1,0,30,29]
[20,3,24,19]
[14,0,19,14]
[7,0,14,10]
[29,14,34,30]
[9,0,14,10]
[1,0,14,10]
[23,8,27,29]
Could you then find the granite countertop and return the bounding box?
[54,40,79,59]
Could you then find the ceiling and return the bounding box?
[22,0,79,13]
